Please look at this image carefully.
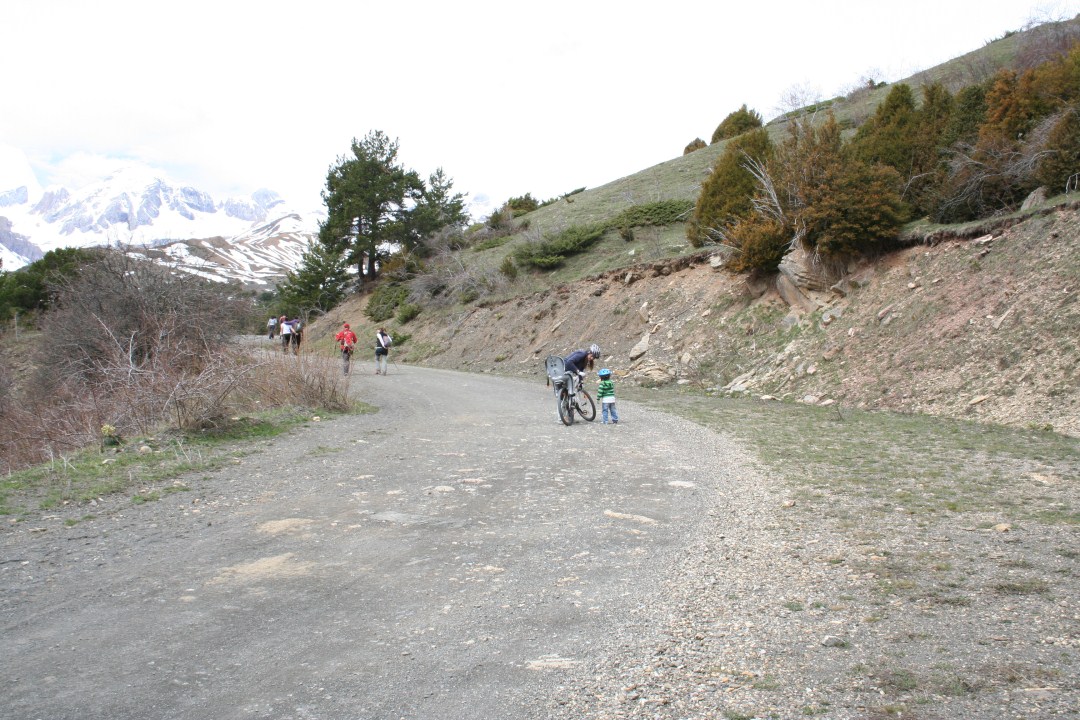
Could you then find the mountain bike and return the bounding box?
[545,356,597,426]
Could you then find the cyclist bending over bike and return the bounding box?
[564,343,601,386]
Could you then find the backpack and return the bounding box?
[293,320,302,333]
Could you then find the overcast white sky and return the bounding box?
[3,0,1078,219]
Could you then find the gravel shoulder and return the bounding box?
[2,365,1077,719]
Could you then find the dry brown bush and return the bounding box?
[0,250,351,474]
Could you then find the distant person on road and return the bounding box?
[279,315,293,353]
[375,327,392,375]
[336,322,357,375]
[291,317,303,354]
[267,316,277,339]
[597,368,619,424]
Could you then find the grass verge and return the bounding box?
[0,403,374,519]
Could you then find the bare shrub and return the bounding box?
[1015,16,1080,70]
[241,352,352,414]
[0,246,358,474]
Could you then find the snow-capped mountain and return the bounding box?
[0,157,319,286]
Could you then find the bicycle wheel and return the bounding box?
[558,389,574,425]
[575,389,597,421]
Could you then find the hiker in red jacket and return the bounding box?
[335,322,358,375]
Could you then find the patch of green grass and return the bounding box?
[882,668,919,692]
[993,579,1050,595]
[471,235,511,252]
[0,408,316,518]
[619,386,1080,528]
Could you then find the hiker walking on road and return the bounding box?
[375,327,392,375]
[291,318,303,354]
[336,322,358,375]
[279,315,293,353]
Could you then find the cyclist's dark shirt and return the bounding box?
[564,349,589,374]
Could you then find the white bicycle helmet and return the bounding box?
[589,343,601,358]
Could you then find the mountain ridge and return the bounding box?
[0,158,319,285]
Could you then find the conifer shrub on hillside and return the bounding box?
[506,193,541,217]
[710,104,763,144]
[688,128,773,248]
[723,216,790,273]
[365,283,408,323]
[846,83,954,218]
[512,224,607,270]
[717,114,906,271]
[607,200,695,230]
[684,138,707,154]
[932,43,1080,221]
[1035,107,1080,192]
[803,161,907,259]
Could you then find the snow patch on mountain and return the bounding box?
[0,152,319,284]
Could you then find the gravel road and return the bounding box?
[0,365,764,719]
[3,365,1076,720]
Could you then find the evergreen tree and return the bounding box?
[1035,106,1080,193]
[803,160,907,260]
[318,131,424,283]
[979,70,1033,147]
[848,83,919,172]
[506,193,541,217]
[942,84,987,147]
[407,168,469,254]
[684,138,707,155]
[277,241,351,314]
[688,128,773,247]
[0,247,97,320]
[711,104,764,144]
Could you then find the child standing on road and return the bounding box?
[597,368,618,424]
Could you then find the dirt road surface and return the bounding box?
[1,365,745,719]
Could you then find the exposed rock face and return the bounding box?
[0,186,29,207]
[364,206,1080,437]
[0,217,43,261]
[778,243,834,293]
[1021,186,1048,211]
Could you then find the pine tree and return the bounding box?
[407,168,468,254]
[318,131,424,283]
[277,241,352,315]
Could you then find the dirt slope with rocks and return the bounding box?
[312,202,1079,437]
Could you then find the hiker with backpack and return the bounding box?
[336,322,357,375]
[291,317,303,354]
[375,327,392,375]
[279,315,293,353]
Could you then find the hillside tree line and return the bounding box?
[688,33,1080,273]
